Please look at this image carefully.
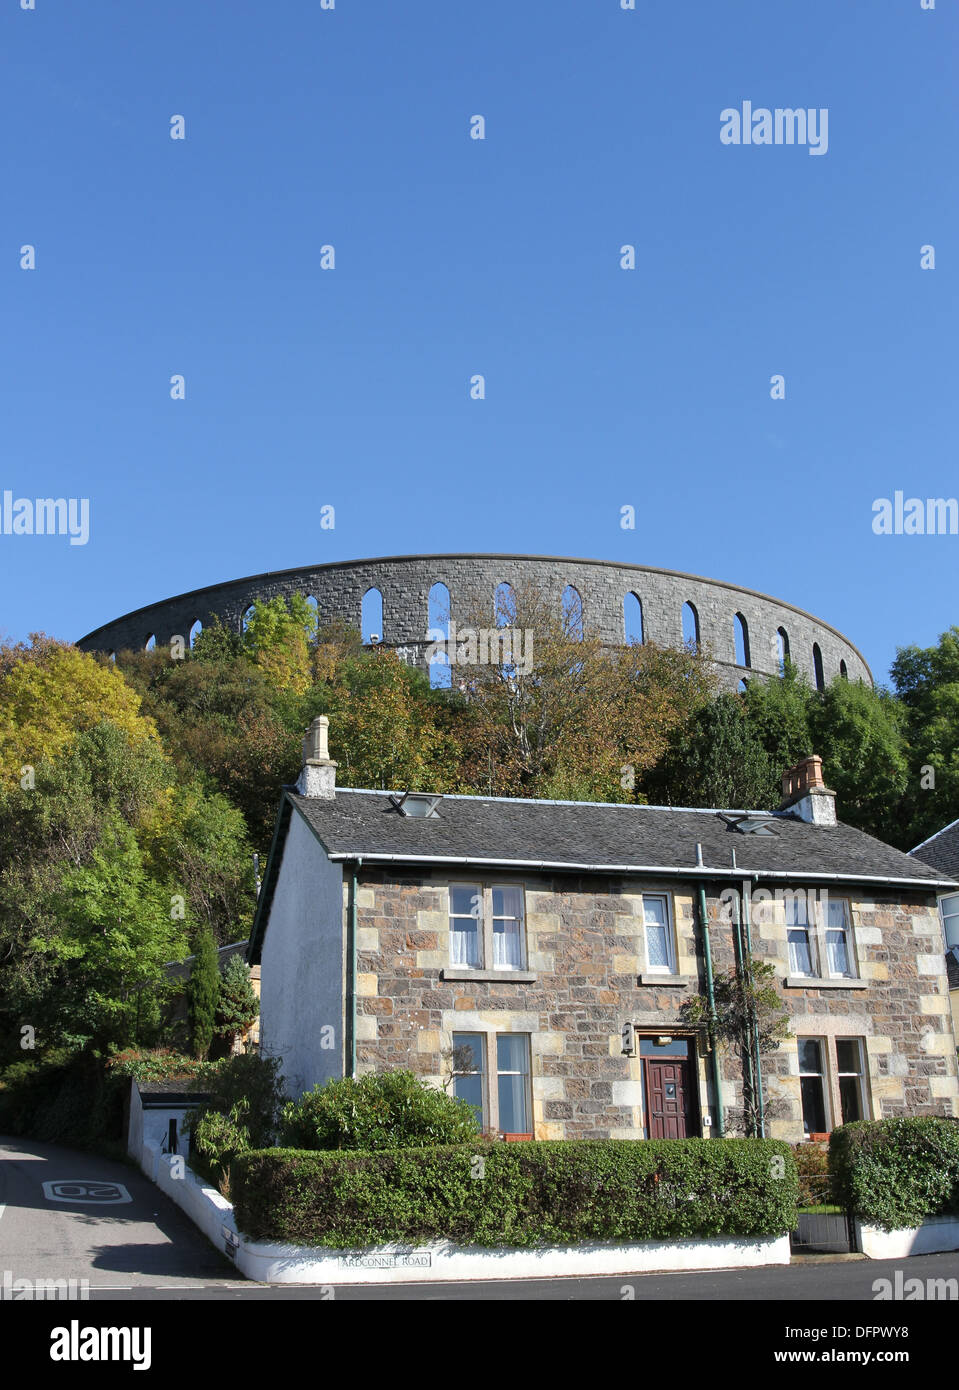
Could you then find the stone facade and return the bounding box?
[348,868,959,1142]
[76,553,871,691]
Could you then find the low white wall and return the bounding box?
[143,1148,790,1284]
[856,1215,959,1259]
[236,1233,791,1285]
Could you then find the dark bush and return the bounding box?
[280,1070,479,1151]
[830,1117,959,1231]
[232,1137,798,1248]
[0,1050,125,1149]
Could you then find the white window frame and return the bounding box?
[784,892,859,981]
[451,1031,488,1131]
[784,893,817,977]
[495,1033,533,1136]
[448,883,484,968]
[835,1036,868,1125]
[447,882,527,971]
[940,892,959,951]
[797,1035,830,1137]
[823,896,855,980]
[451,1029,532,1136]
[641,892,677,975]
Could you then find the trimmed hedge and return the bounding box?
[231,1138,797,1249]
[830,1117,959,1232]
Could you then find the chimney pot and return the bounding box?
[779,754,836,826]
[297,715,337,799]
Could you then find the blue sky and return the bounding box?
[1,0,954,686]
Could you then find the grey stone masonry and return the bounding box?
[77,553,871,690]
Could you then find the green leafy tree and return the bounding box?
[0,636,158,775]
[809,678,909,843]
[890,626,959,847]
[642,692,778,808]
[187,926,220,1059]
[742,663,815,774]
[38,819,188,1051]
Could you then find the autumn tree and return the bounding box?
[0,635,158,776]
[443,576,716,799]
[241,595,318,694]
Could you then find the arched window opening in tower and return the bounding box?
[623,592,644,645]
[362,588,384,647]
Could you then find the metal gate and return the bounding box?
[790,1174,858,1254]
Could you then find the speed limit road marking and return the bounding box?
[42,1180,133,1205]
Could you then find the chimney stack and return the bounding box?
[778,754,836,827]
[296,715,337,799]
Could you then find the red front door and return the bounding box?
[643,1057,692,1139]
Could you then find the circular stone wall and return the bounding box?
[76,553,872,690]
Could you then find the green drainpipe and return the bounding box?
[741,880,766,1138]
[730,883,756,1126]
[348,861,360,1079]
[696,878,725,1139]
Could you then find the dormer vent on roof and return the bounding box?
[387,792,443,818]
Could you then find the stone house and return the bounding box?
[910,818,959,1042]
[248,717,959,1142]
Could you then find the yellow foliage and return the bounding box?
[0,644,159,775]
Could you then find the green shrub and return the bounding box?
[830,1118,959,1231]
[183,1052,287,1188]
[232,1137,798,1248]
[280,1070,480,1152]
[190,1101,253,1194]
[105,1047,205,1083]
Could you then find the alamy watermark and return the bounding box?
[720,102,828,156]
[872,491,958,535]
[1,1270,90,1300]
[873,1271,957,1300]
[717,884,829,925]
[0,491,90,545]
[425,621,534,675]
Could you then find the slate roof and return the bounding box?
[137,1083,209,1106]
[291,788,952,884]
[910,818,959,880]
[249,788,956,962]
[164,939,250,981]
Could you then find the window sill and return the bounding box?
[784,975,867,990]
[637,973,691,987]
[441,968,537,983]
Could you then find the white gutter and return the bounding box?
[323,851,954,890]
